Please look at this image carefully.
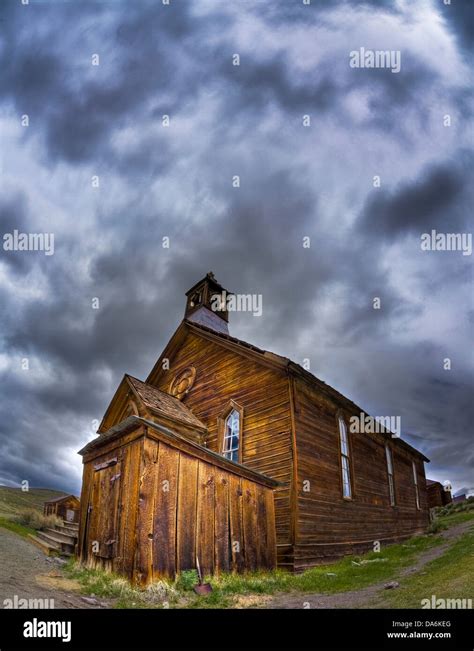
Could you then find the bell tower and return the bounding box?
[184,271,231,335]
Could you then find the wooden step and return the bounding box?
[28,534,59,556]
[59,525,79,536]
[35,531,61,549]
[63,521,79,529]
[45,527,77,545]
[36,531,74,555]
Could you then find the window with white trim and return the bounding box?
[385,445,395,506]
[338,417,352,499]
[412,460,420,509]
[222,409,240,462]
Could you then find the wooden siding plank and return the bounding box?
[265,488,277,568]
[255,485,272,568]
[214,469,231,574]
[152,442,180,578]
[229,475,245,572]
[136,438,159,585]
[242,479,258,571]
[196,461,215,577]
[121,441,141,579]
[114,445,130,574]
[176,453,199,571]
[77,462,93,560]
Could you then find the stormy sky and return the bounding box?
[0,0,472,497]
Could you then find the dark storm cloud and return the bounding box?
[1,1,198,165]
[217,54,338,113]
[1,0,443,175]
[0,192,32,274]
[0,0,472,495]
[359,155,472,238]
[438,0,474,53]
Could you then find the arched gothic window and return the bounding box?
[222,409,240,462]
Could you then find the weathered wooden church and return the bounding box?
[77,273,430,584]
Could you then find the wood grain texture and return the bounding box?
[176,453,199,571]
[196,461,216,577]
[79,423,277,584]
[214,469,231,574]
[136,438,159,584]
[241,479,258,572]
[292,377,430,569]
[152,443,180,578]
[229,475,245,573]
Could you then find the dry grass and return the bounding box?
[15,508,62,530]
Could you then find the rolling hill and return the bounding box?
[0,486,69,518]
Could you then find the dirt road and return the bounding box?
[0,528,106,609]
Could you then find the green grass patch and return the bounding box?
[437,511,474,527]
[432,497,474,521]
[0,515,36,538]
[379,525,474,608]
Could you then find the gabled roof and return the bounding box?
[44,494,80,505]
[98,373,207,435]
[126,375,206,431]
[146,319,430,463]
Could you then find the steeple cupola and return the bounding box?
[184,272,231,335]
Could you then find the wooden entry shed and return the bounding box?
[77,416,278,585]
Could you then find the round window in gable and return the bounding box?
[169,366,197,400]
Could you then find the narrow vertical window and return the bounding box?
[223,409,240,462]
[338,417,352,499]
[385,445,395,506]
[412,461,420,509]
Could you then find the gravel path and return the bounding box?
[266,520,473,609]
[0,528,108,609]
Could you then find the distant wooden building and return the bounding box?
[44,495,80,523]
[77,273,430,584]
[426,479,452,509]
